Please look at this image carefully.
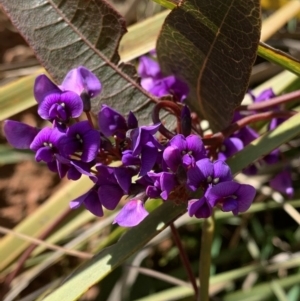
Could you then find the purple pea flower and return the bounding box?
[207,182,256,215]
[147,171,178,200]
[98,105,128,138]
[188,195,212,218]
[130,124,163,176]
[270,169,294,198]
[34,75,83,124]
[113,199,149,227]
[138,55,189,102]
[163,134,206,172]
[61,66,102,98]
[187,158,232,191]
[70,187,103,217]
[138,56,162,78]
[98,105,139,139]
[3,120,39,149]
[218,137,244,161]
[249,88,275,104]
[59,120,100,162]
[122,150,141,166]
[96,164,133,210]
[34,67,101,124]
[54,154,97,181]
[30,127,65,163]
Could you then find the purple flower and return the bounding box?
[30,127,65,162]
[270,170,294,198]
[138,55,189,102]
[59,121,100,162]
[113,199,149,227]
[70,187,103,217]
[98,105,128,138]
[138,56,161,78]
[187,159,232,191]
[250,88,275,104]
[163,134,206,172]
[147,171,178,200]
[207,182,256,215]
[61,66,102,98]
[3,120,39,149]
[129,124,163,176]
[34,75,83,123]
[188,196,212,218]
[218,137,244,161]
[54,154,97,181]
[141,75,189,102]
[96,165,133,210]
[122,150,141,166]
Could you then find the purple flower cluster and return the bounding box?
[4,66,101,180]
[4,66,256,228]
[138,54,189,102]
[217,88,294,198]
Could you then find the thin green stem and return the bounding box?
[199,213,215,301]
[170,222,198,299]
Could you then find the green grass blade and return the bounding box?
[0,176,93,272]
[0,145,33,165]
[31,210,95,257]
[227,112,300,175]
[258,42,300,76]
[43,201,186,301]
[224,274,300,301]
[0,69,43,121]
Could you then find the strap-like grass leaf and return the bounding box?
[0,0,157,123]
[258,42,300,77]
[156,0,261,131]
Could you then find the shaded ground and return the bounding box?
[0,10,60,229]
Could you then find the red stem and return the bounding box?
[170,223,198,299]
[238,90,300,111]
[202,111,296,147]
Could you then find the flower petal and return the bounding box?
[98,185,123,210]
[213,160,232,183]
[186,135,206,160]
[34,74,61,104]
[270,170,294,198]
[4,120,39,149]
[84,189,103,216]
[98,104,127,138]
[61,66,102,97]
[160,172,177,200]
[113,199,149,227]
[138,56,161,78]
[163,146,181,172]
[139,143,158,176]
[188,197,212,218]
[169,134,187,152]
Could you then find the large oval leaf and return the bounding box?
[0,0,157,123]
[156,0,261,131]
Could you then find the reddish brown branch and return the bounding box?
[238,90,300,111]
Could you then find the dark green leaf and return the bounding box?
[0,0,157,123]
[156,0,261,131]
